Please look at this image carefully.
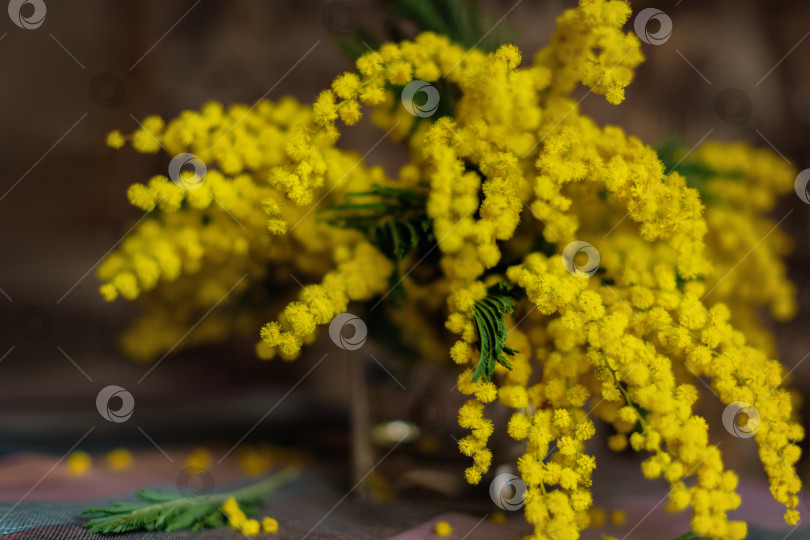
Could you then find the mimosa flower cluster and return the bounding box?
[99,1,803,538]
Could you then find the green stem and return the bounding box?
[565,375,581,459]
[92,467,298,526]
[602,352,648,434]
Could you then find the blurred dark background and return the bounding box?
[0,0,808,537]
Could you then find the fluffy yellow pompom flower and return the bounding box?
[262,517,279,533]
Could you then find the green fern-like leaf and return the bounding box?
[81,467,298,535]
[321,183,433,261]
[654,137,743,204]
[472,282,520,382]
[335,0,513,59]
[382,0,513,52]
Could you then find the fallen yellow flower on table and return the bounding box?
[434,520,453,537]
[105,448,133,471]
[66,451,91,476]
